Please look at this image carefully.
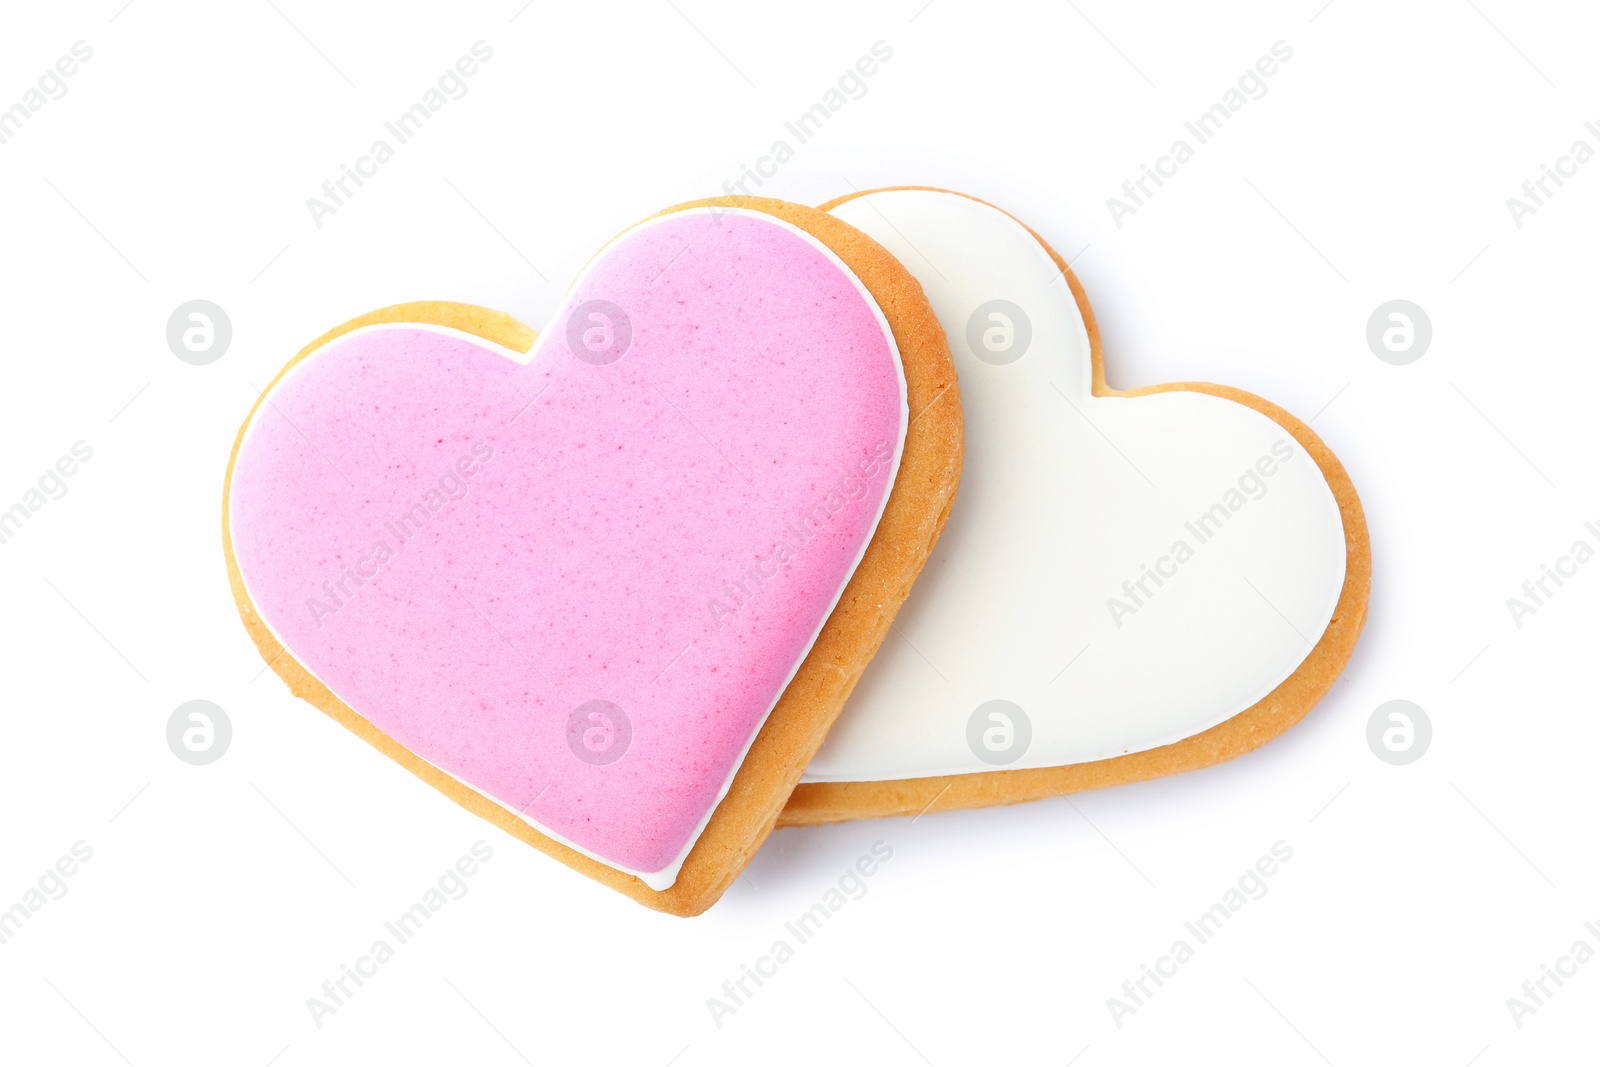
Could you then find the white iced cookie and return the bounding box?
[783,187,1369,823]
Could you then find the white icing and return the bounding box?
[802,190,1347,783]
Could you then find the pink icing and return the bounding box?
[230,209,905,878]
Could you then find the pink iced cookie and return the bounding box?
[225,202,942,911]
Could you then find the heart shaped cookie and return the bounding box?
[225,199,961,914]
[781,187,1368,825]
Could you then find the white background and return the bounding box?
[1,1,1596,1064]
